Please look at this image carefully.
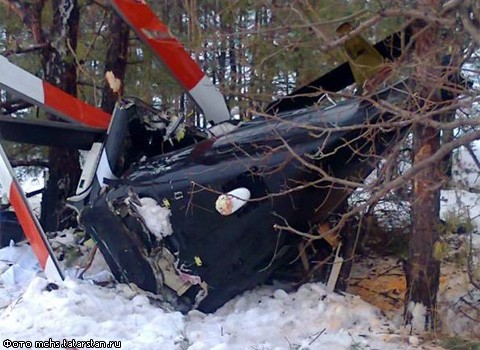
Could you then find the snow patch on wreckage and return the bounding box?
[79,143,290,313]
[80,187,209,312]
[80,82,412,313]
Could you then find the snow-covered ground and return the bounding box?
[0,235,422,350]
[0,136,478,350]
[0,226,478,349]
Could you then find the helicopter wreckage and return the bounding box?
[0,0,455,313]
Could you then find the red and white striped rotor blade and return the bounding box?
[0,144,64,281]
[0,55,110,129]
[110,0,230,124]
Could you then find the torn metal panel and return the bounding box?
[80,82,411,313]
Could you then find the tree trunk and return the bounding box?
[101,12,130,113]
[406,123,441,331]
[40,0,81,231]
[405,0,442,331]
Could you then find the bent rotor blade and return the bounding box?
[337,22,385,87]
[0,143,64,281]
[110,0,230,124]
[265,28,412,114]
[0,116,104,149]
[0,55,110,129]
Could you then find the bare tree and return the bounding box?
[258,0,479,331]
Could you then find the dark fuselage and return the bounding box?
[81,83,408,312]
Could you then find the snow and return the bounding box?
[406,302,427,333]
[0,114,479,350]
[0,234,422,350]
[0,263,415,350]
[0,170,43,216]
[1,159,479,350]
[440,189,480,228]
[440,144,480,229]
[437,261,480,338]
[130,197,173,239]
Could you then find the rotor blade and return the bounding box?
[337,22,385,87]
[0,115,104,149]
[265,27,412,114]
[0,55,110,129]
[110,0,230,124]
[0,142,64,281]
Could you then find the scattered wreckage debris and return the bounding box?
[2,0,460,314]
[79,82,412,312]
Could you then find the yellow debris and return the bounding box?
[336,22,385,87]
[194,256,203,267]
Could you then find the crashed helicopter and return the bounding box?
[0,0,433,313]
